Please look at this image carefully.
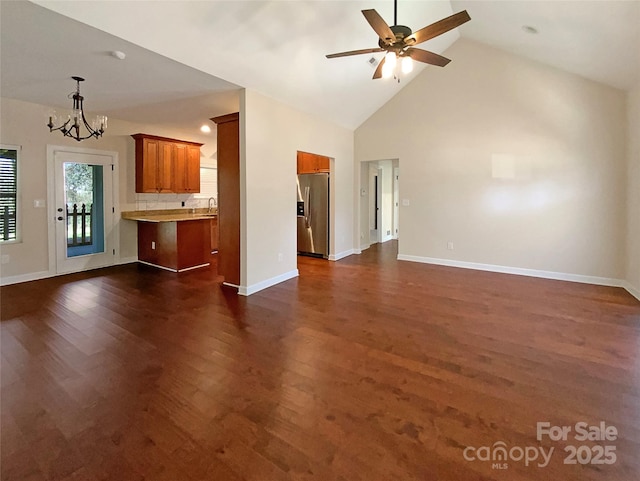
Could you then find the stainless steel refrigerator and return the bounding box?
[297,173,329,258]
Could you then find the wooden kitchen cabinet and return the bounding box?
[158,140,174,193]
[172,144,200,193]
[211,113,240,286]
[132,133,203,193]
[185,145,201,192]
[134,136,168,193]
[137,219,210,272]
[297,151,330,174]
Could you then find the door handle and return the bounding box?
[57,207,63,212]
[304,187,311,228]
[57,216,64,221]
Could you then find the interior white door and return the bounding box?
[54,150,115,274]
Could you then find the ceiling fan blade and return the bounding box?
[372,57,386,79]
[406,48,451,67]
[326,47,385,59]
[362,9,396,45]
[405,10,471,46]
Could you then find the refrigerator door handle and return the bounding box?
[305,186,311,228]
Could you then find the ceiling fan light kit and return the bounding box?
[47,76,107,142]
[326,0,471,82]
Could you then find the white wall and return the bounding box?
[0,97,218,283]
[240,89,354,294]
[627,83,640,298]
[355,40,628,282]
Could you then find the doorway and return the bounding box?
[49,147,117,275]
[360,159,398,251]
[369,168,381,245]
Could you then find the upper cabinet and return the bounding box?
[132,134,203,193]
[172,144,201,193]
[297,151,330,174]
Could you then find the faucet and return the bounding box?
[208,197,217,213]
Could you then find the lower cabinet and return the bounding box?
[137,220,210,272]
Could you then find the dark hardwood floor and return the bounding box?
[2,242,639,480]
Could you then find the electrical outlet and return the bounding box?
[447,241,454,250]
[387,230,391,235]
[151,241,156,250]
[278,253,283,262]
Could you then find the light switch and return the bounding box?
[402,199,410,206]
[33,199,45,208]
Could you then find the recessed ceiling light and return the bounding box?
[200,125,211,133]
[522,25,539,34]
[110,50,126,60]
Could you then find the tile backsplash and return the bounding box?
[135,194,216,211]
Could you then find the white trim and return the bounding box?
[177,263,210,272]
[354,248,363,255]
[624,281,640,301]
[1,270,54,286]
[329,249,355,261]
[238,269,299,296]
[397,254,625,288]
[137,260,177,272]
[1,256,135,285]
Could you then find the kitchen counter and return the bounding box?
[122,208,217,223]
[121,208,217,272]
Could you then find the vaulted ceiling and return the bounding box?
[2,1,638,132]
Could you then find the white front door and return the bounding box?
[52,149,115,275]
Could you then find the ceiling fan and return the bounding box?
[326,0,471,80]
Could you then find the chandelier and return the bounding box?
[47,76,107,142]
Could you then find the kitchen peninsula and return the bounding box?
[122,209,217,272]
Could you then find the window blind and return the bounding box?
[0,148,18,242]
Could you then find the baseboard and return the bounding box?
[1,269,54,286]
[397,254,626,289]
[137,260,178,272]
[329,249,355,261]
[2,256,139,286]
[624,281,640,301]
[177,263,210,272]
[239,269,299,296]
